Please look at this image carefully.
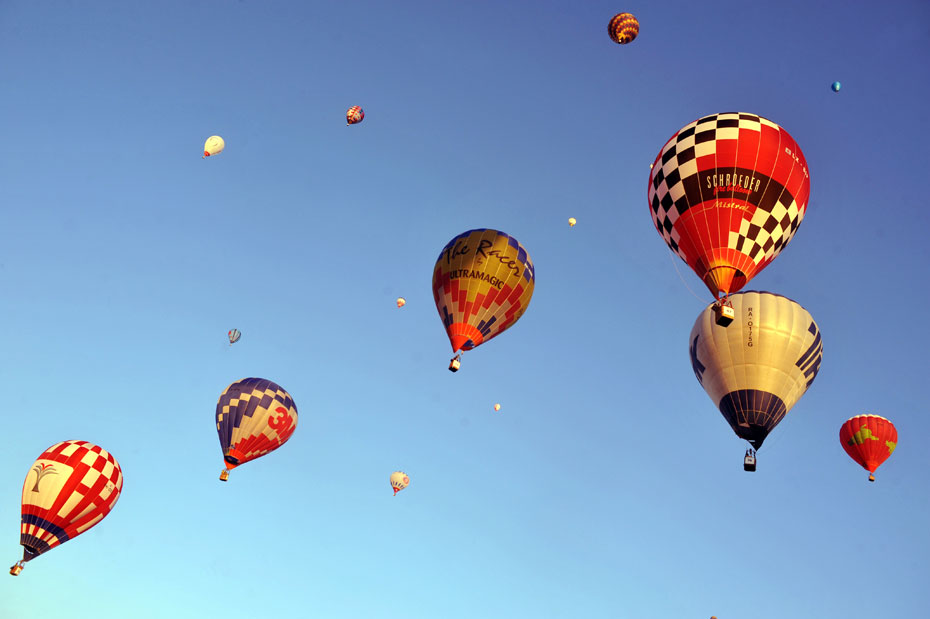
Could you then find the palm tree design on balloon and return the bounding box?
[31,463,57,492]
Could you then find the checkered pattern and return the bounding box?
[346,106,364,125]
[608,13,639,44]
[216,378,298,470]
[648,113,810,294]
[432,229,535,354]
[19,440,123,562]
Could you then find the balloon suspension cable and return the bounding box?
[9,560,24,576]
[667,250,707,304]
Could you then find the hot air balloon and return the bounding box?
[10,441,123,576]
[396,297,406,308]
[689,291,823,469]
[840,415,897,482]
[216,378,298,481]
[831,81,841,92]
[203,135,225,158]
[346,106,364,125]
[649,113,811,320]
[608,13,639,44]
[432,229,535,372]
[494,403,501,412]
[228,328,241,344]
[568,218,577,227]
[390,471,409,495]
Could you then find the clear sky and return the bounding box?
[1,1,928,618]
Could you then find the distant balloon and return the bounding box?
[494,403,501,412]
[390,471,409,495]
[432,229,535,364]
[228,328,241,344]
[690,291,822,450]
[346,106,364,125]
[568,217,577,227]
[216,378,298,481]
[608,13,639,44]
[831,81,841,92]
[396,297,406,308]
[10,441,123,576]
[840,415,897,482]
[203,135,225,158]
[649,113,810,299]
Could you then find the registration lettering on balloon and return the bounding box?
[783,146,809,178]
[746,306,753,347]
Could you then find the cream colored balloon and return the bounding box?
[390,471,409,495]
[396,297,406,308]
[689,291,823,448]
[203,135,225,158]
[494,403,501,412]
[568,218,576,227]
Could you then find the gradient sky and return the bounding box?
[1,1,928,618]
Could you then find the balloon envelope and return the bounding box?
[432,229,535,353]
[689,291,823,449]
[203,135,225,157]
[568,217,576,227]
[608,13,639,44]
[390,471,409,495]
[831,81,841,92]
[649,113,810,298]
[346,106,364,125]
[228,328,241,344]
[839,415,897,478]
[15,441,122,570]
[216,378,298,475]
[396,297,406,308]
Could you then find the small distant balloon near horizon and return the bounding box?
[390,471,409,495]
[831,81,841,92]
[396,297,406,308]
[608,13,639,45]
[568,217,576,227]
[346,106,364,125]
[494,403,501,412]
[228,328,241,344]
[203,135,225,158]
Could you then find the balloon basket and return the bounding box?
[448,356,461,373]
[9,562,23,576]
[714,301,735,327]
[869,474,875,482]
[219,470,229,482]
[743,451,757,472]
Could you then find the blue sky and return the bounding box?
[1,1,928,617]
